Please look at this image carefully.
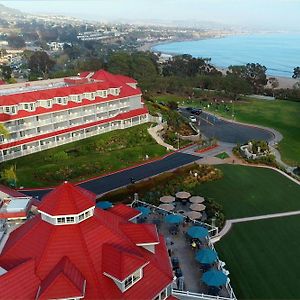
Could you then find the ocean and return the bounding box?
[152,33,300,77]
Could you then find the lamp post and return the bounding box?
[176,132,180,150]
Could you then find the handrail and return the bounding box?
[173,289,236,300]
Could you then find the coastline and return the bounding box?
[138,36,299,88]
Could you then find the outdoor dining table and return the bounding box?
[184,211,202,220]
[190,203,206,212]
[189,196,205,204]
[175,191,191,199]
[158,203,175,211]
[159,195,176,203]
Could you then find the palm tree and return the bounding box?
[0,123,9,139]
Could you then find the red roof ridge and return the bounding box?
[37,256,85,300]
[120,223,159,245]
[1,215,43,258]
[108,204,141,221]
[102,243,148,281]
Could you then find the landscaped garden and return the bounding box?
[1,124,167,188]
[216,215,300,299]
[152,94,300,165]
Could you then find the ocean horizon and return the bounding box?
[152,33,300,78]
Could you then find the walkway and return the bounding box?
[148,123,176,151]
[21,152,201,199]
[216,210,300,241]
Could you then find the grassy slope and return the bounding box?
[192,164,300,219]
[154,95,300,165]
[216,216,300,299]
[3,124,167,188]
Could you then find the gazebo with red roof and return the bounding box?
[0,182,173,300]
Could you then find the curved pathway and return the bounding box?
[216,209,300,242]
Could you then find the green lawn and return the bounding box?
[153,95,300,165]
[215,152,230,159]
[205,99,300,165]
[216,216,300,299]
[192,165,300,219]
[2,124,167,188]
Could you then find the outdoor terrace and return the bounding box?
[130,198,236,300]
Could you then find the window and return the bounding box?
[66,216,75,223]
[24,103,29,110]
[47,100,52,107]
[79,214,85,221]
[57,217,66,224]
[11,106,17,114]
[5,107,10,113]
[123,269,142,291]
[85,210,91,218]
[29,103,35,111]
[153,289,168,300]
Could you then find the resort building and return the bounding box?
[0,70,149,162]
[0,182,174,299]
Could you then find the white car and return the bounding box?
[189,116,197,123]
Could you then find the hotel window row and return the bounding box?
[0,88,120,115]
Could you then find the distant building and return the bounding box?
[0,70,148,162]
[0,182,174,299]
[47,41,71,51]
[0,184,32,221]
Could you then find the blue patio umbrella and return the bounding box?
[187,226,209,239]
[135,206,151,216]
[96,201,113,210]
[195,248,218,264]
[202,270,228,287]
[164,214,184,224]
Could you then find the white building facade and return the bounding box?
[0,70,149,162]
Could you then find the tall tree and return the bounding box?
[0,64,12,81]
[28,51,55,78]
[227,63,267,93]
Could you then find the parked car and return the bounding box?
[189,116,197,122]
[186,107,193,111]
[191,108,202,115]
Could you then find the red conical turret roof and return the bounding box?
[38,182,96,216]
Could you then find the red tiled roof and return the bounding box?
[0,107,148,150]
[38,182,95,216]
[0,259,40,299]
[0,184,173,300]
[37,257,85,300]
[0,211,27,219]
[116,74,137,84]
[102,243,147,281]
[0,82,142,122]
[0,184,28,198]
[120,223,160,245]
[108,204,141,221]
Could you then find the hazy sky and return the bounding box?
[1,0,300,30]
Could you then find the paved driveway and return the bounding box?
[21,152,201,199]
[181,109,274,144]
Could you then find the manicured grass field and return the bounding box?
[192,164,300,219]
[216,216,300,299]
[3,124,167,188]
[154,95,300,165]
